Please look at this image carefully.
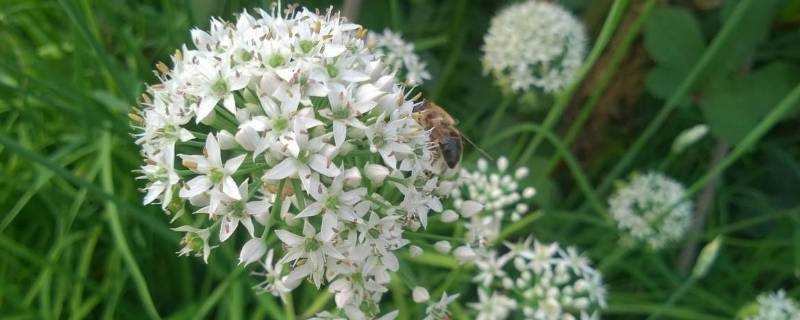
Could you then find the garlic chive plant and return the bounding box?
[741,290,800,320]
[451,157,536,249]
[367,29,431,87]
[444,156,605,319]
[133,5,458,319]
[481,0,587,93]
[608,172,693,250]
[468,238,607,320]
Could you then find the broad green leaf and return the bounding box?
[706,0,782,81]
[700,62,800,143]
[644,6,706,68]
[644,66,694,107]
[643,6,705,105]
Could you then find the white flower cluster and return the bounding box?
[133,6,456,319]
[482,0,587,93]
[608,171,693,250]
[452,157,536,248]
[367,29,431,86]
[745,291,800,320]
[468,238,607,320]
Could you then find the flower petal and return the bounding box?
[275,229,303,246]
[225,154,247,173]
[219,216,239,242]
[222,176,242,200]
[263,158,297,180]
[296,202,323,218]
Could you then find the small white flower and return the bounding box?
[239,237,267,265]
[460,200,484,217]
[295,174,369,237]
[396,178,443,229]
[496,157,509,172]
[256,249,299,296]
[262,133,340,190]
[440,210,459,223]
[409,245,424,257]
[138,150,179,209]
[453,245,477,262]
[434,241,452,254]
[469,289,517,320]
[173,226,214,263]
[276,221,344,288]
[522,187,536,199]
[365,163,391,185]
[423,292,459,320]
[216,129,238,149]
[179,133,246,207]
[342,167,362,187]
[214,179,271,242]
[413,286,431,303]
[190,58,250,122]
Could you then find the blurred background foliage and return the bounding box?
[1,0,800,319]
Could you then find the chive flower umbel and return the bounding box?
[133,5,456,319]
[482,0,587,93]
[608,171,693,250]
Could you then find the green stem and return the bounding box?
[281,292,296,320]
[263,179,287,238]
[494,211,544,244]
[432,0,467,100]
[589,0,758,201]
[638,82,800,226]
[517,0,631,165]
[645,277,698,320]
[487,124,610,219]
[682,83,800,199]
[606,303,728,320]
[656,152,679,172]
[599,246,631,272]
[388,0,402,31]
[299,291,332,318]
[191,267,245,320]
[482,94,514,144]
[290,178,306,210]
[98,133,161,320]
[544,0,656,175]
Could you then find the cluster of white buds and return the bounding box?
[608,171,693,250]
[133,5,458,319]
[451,157,536,249]
[482,0,587,93]
[468,238,607,320]
[743,290,800,320]
[367,29,431,87]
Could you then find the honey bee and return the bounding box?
[412,100,465,169]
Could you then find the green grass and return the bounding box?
[1,0,800,319]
